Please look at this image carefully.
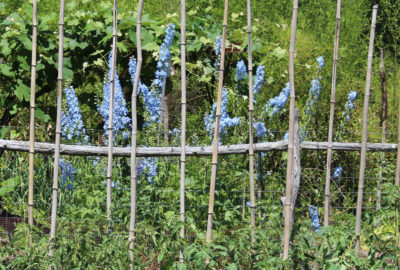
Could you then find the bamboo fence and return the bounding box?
[354,4,378,255]
[128,0,143,268]
[323,0,341,227]
[0,0,395,264]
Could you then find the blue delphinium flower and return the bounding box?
[61,86,88,143]
[151,23,175,89]
[343,90,357,122]
[265,82,290,117]
[204,88,240,138]
[333,166,343,179]
[254,122,267,138]
[309,205,321,233]
[59,158,75,190]
[214,36,222,67]
[283,132,289,140]
[98,51,131,142]
[253,65,265,98]
[316,56,324,69]
[170,128,181,146]
[304,78,322,115]
[235,60,247,82]
[142,157,157,183]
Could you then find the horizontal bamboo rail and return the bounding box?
[0,139,397,157]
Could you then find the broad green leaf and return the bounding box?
[0,177,20,197]
[271,46,287,59]
[15,80,30,102]
[35,108,51,122]
[0,63,14,76]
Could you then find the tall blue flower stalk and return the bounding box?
[59,158,75,190]
[204,88,240,139]
[142,157,157,183]
[98,51,131,142]
[253,65,265,99]
[309,205,321,233]
[343,90,357,122]
[151,23,175,89]
[265,82,290,117]
[61,86,88,143]
[304,56,324,116]
[254,122,267,138]
[235,60,247,82]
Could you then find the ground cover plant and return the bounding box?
[1,0,400,269]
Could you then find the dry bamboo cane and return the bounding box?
[323,0,341,227]
[49,0,65,261]
[282,0,298,260]
[377,48,387,213]
[28,0,38,239]
[106,0,118,235]
[179,0,187,264]
[246,0,256,245]
[205,0,229,262]
[129,0,143,268]
[355,4,378,255]
[395,82,400,268]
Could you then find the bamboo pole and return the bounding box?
[205,0,228,261]
[28,0,38,236]
[106,0,118,235]
[179,0,187,263]
[247,0,256,245]
[49,0,65,260]
[2,139,398,157]
[377,48,387,212]
[128,0,143,268]
[355,4,378,255]
[282,0,298,260]
[323,0,341,227]
[257,146,263,219]
[395,81,400,268]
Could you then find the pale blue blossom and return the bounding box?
[214,36,222,67]
[235,60,246,82]
[253,65,265,98]
[309,205,321,232]
[265,82,290,117]
[254,122,267,138]
[316,56,324,69]
[204,88,240,138]
[343,90,357,122]
[59,158,75,190]
[304,78,322,115]
[333,166,343,179]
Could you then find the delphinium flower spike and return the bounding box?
[98,51,131,142]
[61,86,88,143]
[343,90,357,122]
[151,23,175,90]
[265,82,290,117]
[235,60,247,82]
[304,56,324,116]
[214,36,222,67]
[309,205,321,232]
[253,65,265,99]
[204,88,240,139]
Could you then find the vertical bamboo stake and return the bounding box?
[323,0,341,227]
[28,0,38,236]
[179,0,187,263]
[247,0,256,244]
[282,0,298,260]
[49,0,65,260]
[257,147,263,219]
[395,82,400,268]
[355,4,378,255]
[205,0,229,258]
[129,0,143,268]
[377,48,387,212]
[106,0,118,234]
